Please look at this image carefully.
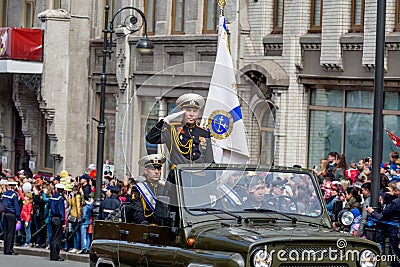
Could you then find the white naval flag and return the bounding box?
[201,16,250,164]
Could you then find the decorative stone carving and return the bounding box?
[301,43,321,51]
[341,43,363,51]
[321,63,343,72]
[15,74,41,93]
[363,64,375,71]
[116,47,128,93]
[386,43,400,50]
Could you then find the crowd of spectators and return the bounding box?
[0,164,110,254]
[313,151,400,263]
[2,151,400,261]
[0,155,171,257]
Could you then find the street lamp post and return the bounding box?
[371,0,386,210]
[93,1,154,219]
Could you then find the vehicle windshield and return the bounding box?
[179,169,323,217]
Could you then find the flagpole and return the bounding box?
[218,0,226,18]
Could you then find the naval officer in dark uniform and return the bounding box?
[130,154,167,224]
[99,186,121,220]
[49,183,66,261]
[2,181,20,255]
[146,93,214,184]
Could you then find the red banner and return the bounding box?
[0,27,42,61]
[385,129,400,147]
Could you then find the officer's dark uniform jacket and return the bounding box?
[146,118,214,224]
[2,189,20,255]
[3,189,21,219]
[146,120,214,165]
[130,180,166,224]
[49,192,65,222]
[49,191,65,261]
[99,194,120,220]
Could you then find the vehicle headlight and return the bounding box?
[339,210,354,226]
[230,253,245,267]
[251,249,272,267]
[359,249,377,267]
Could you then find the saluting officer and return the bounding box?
[49,183,66,261]
[99,186,120,220]
[146,93,214,183]
[2,181,20,255]
[131,154,166,224]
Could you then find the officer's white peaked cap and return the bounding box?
[176,93,205,109]
[138,154,166,168]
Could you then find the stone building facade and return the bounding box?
[1,0,399,178]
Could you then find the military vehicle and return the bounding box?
[90,164,386,267]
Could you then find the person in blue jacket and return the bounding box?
[2,181,20,255]
[48,183,66,261]
[77,196,93,254]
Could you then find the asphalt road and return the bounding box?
[0,254,88,267]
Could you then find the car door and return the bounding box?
[141,225,177,267]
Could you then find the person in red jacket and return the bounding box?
[20,192,33,247]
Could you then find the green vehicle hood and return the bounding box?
[190,222,368,253]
